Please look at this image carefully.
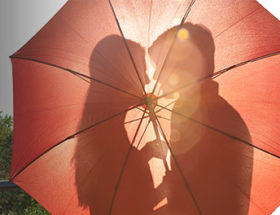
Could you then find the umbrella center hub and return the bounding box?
[143,93,157,109]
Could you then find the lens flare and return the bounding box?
[168,73,179,86]
[171,111,203,155]
[176,89,201,117]
[177,28,189,42]
[173,92,180,99]
[171,128,181,142]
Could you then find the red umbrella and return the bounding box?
[10,0,280,214]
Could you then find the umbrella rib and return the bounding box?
[10,56,142,99]
[156,104,280,159]
[156,115,170,121]
[124,109,171,125]
[136,119,151,148]
[136,100,176,115]
[151,0,196,95]
[211,51,280,79]
[125,115,149,125]
[155,100,177,113]
[109,108,147,215]
[136,106,146,113]
[150,109,202,215]
[108,0,147,95]
[157,51,280,99]
[10,103,141,180]
[124,102,176,125]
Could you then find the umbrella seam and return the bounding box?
[157,51,280,100]
[108,107,148,215]
[10,56,142,99]
[156,104,280,159]
[151,0,196,95]
[108,0,147,95]
[10,103,142,180]
[136,119,151,149]
[151,109,202,215]
[214,7,260,39]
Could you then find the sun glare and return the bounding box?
[177,28,189,41]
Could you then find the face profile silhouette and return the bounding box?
[148,23,253,214]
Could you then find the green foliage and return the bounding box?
[0,112,12,180]
[0,112,50,215]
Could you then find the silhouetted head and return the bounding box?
[148,23,215,96]
[89,35,149,97]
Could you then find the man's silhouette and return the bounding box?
[148,23,253,215]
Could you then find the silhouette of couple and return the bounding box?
[73,23,253,215]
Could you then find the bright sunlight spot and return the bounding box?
[173,17,181,25]
[177,28,189,41]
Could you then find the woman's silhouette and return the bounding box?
[72,35,164,214]
[148,23,253,215]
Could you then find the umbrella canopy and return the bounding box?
[10,0,280,214]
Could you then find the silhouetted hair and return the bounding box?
[149,23,215,76]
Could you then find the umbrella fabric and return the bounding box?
[10,0,280,214]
